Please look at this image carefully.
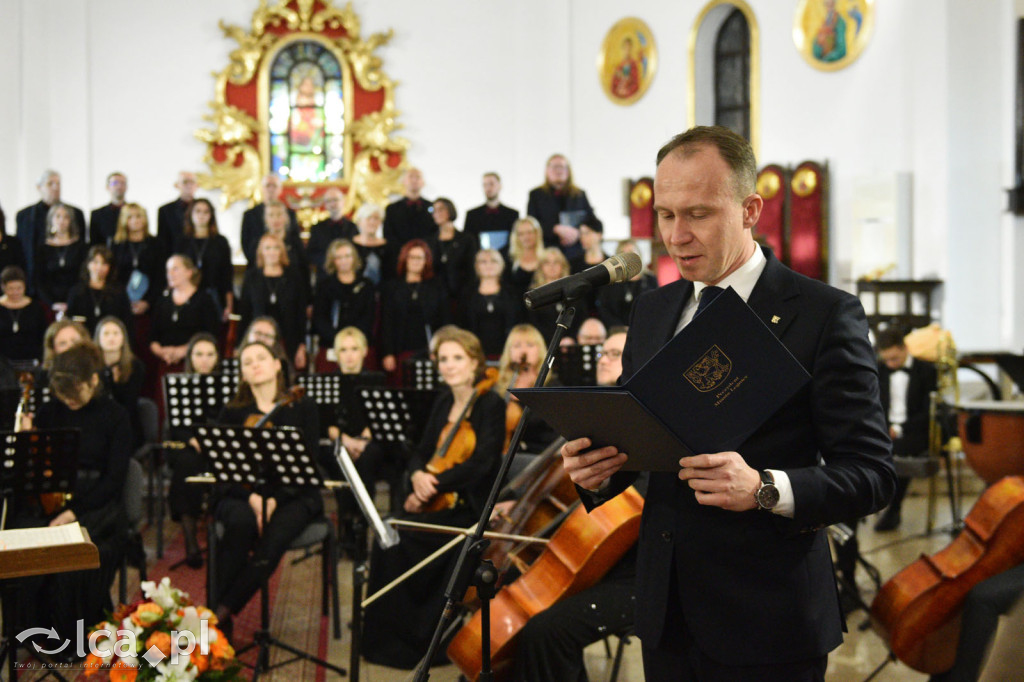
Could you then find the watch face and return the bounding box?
[757,485,780,510]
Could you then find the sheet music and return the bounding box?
[0,522,86,550]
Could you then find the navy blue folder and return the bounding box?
[512,287,811,471]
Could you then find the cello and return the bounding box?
[447,485,644,681]
[870,475,1024,674]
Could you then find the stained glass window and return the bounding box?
[714,10,750,141]
[268,40,345,182]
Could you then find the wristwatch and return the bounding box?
[754,470,780,511]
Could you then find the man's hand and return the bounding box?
[678,452,761,511]
[49,509,77,526]
[552,223,580,247]
[561,437,627,491]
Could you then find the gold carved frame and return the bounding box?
[195,0,409,227]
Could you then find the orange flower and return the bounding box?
[210,631,234,659]
[145,631,173,657]
[191,652,210,674]
[82,653,105,676]
[130,602,163,627]
[109,660,138,682]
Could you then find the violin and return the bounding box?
[244,385,305,428]
[870,475,1024,674]
[448,485,644,681]
[422,368,498,513]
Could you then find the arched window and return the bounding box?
[714,10,750,140]
[267,40,347,182]
[689,0,760,154]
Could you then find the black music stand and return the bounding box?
[553,343,600,386]
[403,356,441,390]
[0,428,79,681]
[194,424,346,680]
[298,372,386,442]
[160,373,237,561]
[358,387,436,446]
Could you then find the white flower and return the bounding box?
[176,606,202,638]
[121,615,144,640]
[141,577,188,611]
[154,654,197,681]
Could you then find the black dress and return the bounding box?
[10,394,130,644]
[311,275,376,349]
[595,273,659,328]
[458,285,520,357]
[111,235,167,309]
[353,242,387,286]
[237,268,309,358]
[174,235,234,311]
[378,277,449,359]
[0,233,27,273]
[361,389,505,668]
[65,282,134,335]
[427,230,478,303]
[150,288,222,348]
[101,357,146,450]
[0,300,47,361]
[33,240,87,307]
[212,397,323,614]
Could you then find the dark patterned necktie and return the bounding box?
[695,285,724,317]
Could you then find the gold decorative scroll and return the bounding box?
[196,0,408,215]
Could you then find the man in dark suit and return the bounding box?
[306,186,356,281]
[240,173,299,266]
[382,166,434,278]
[157,171,198,255]
[562,126,895,681]
[89,171,127,246]
[526,154,601,262]
[15,169,87,292]
[463,172,518,250]
[873,327,938,531]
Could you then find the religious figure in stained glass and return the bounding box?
[267,40,347,182]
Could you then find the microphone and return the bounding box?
[524,252,643,310]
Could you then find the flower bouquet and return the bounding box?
[83,577,242,681]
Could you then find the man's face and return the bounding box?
[107,174,127,202]
[40,174,61,204]
[879,345,909,370]
[323,189,344,218]
[176,172,197,201]
[261,174,282,202]
[653,146,761,285]
[403,168,424,196]
[482,175,500,201]
[596,333,627,386]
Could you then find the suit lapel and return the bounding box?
[746,248,800,340]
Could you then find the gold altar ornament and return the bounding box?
[756,169,781,199]
[630,182,653,209]
[793,0,874,72]
[598,18,657,106]
[791,167,818,197]
[195,0,409,220]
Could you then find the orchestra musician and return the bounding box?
[210,340,322,639]
[11,341,130,651]
[493,323,558,454]
[361,326,505,669]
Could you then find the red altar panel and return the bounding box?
[755,164,787,260]
[789,161,827,281]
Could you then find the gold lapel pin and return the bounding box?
[771,315,781,324]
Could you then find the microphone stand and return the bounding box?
[412,303,578,681]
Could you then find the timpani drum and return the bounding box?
[957,400,1024,484]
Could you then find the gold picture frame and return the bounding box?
[597,17,657,106]
[793,0,874,71]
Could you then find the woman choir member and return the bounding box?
[351,202,387,285]
[379,239,449,375]
[41,319,90,371]
[166,332,221,567]
[0,266,46,363]
[34,203,87,315]
[65,245,133,334]
[13,342,130,648]
[175,198,233,320]
[505,216,543,302]
[311,239,376,371]
[150,255,220,371]
[211,340,322,636]
[427,197,478,303]
[94,315,145,448]
[493,323,558,453]
[237,233,308,370]
[110,202,166,317]
[262,200,309,285]
[361,326,505,668]
[459,248,519,358]
[525,247,583,342]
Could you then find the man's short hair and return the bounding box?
[106,171,126,184]
[483,171,501,182]
[656,126,757,200]
[875,327,906,351]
